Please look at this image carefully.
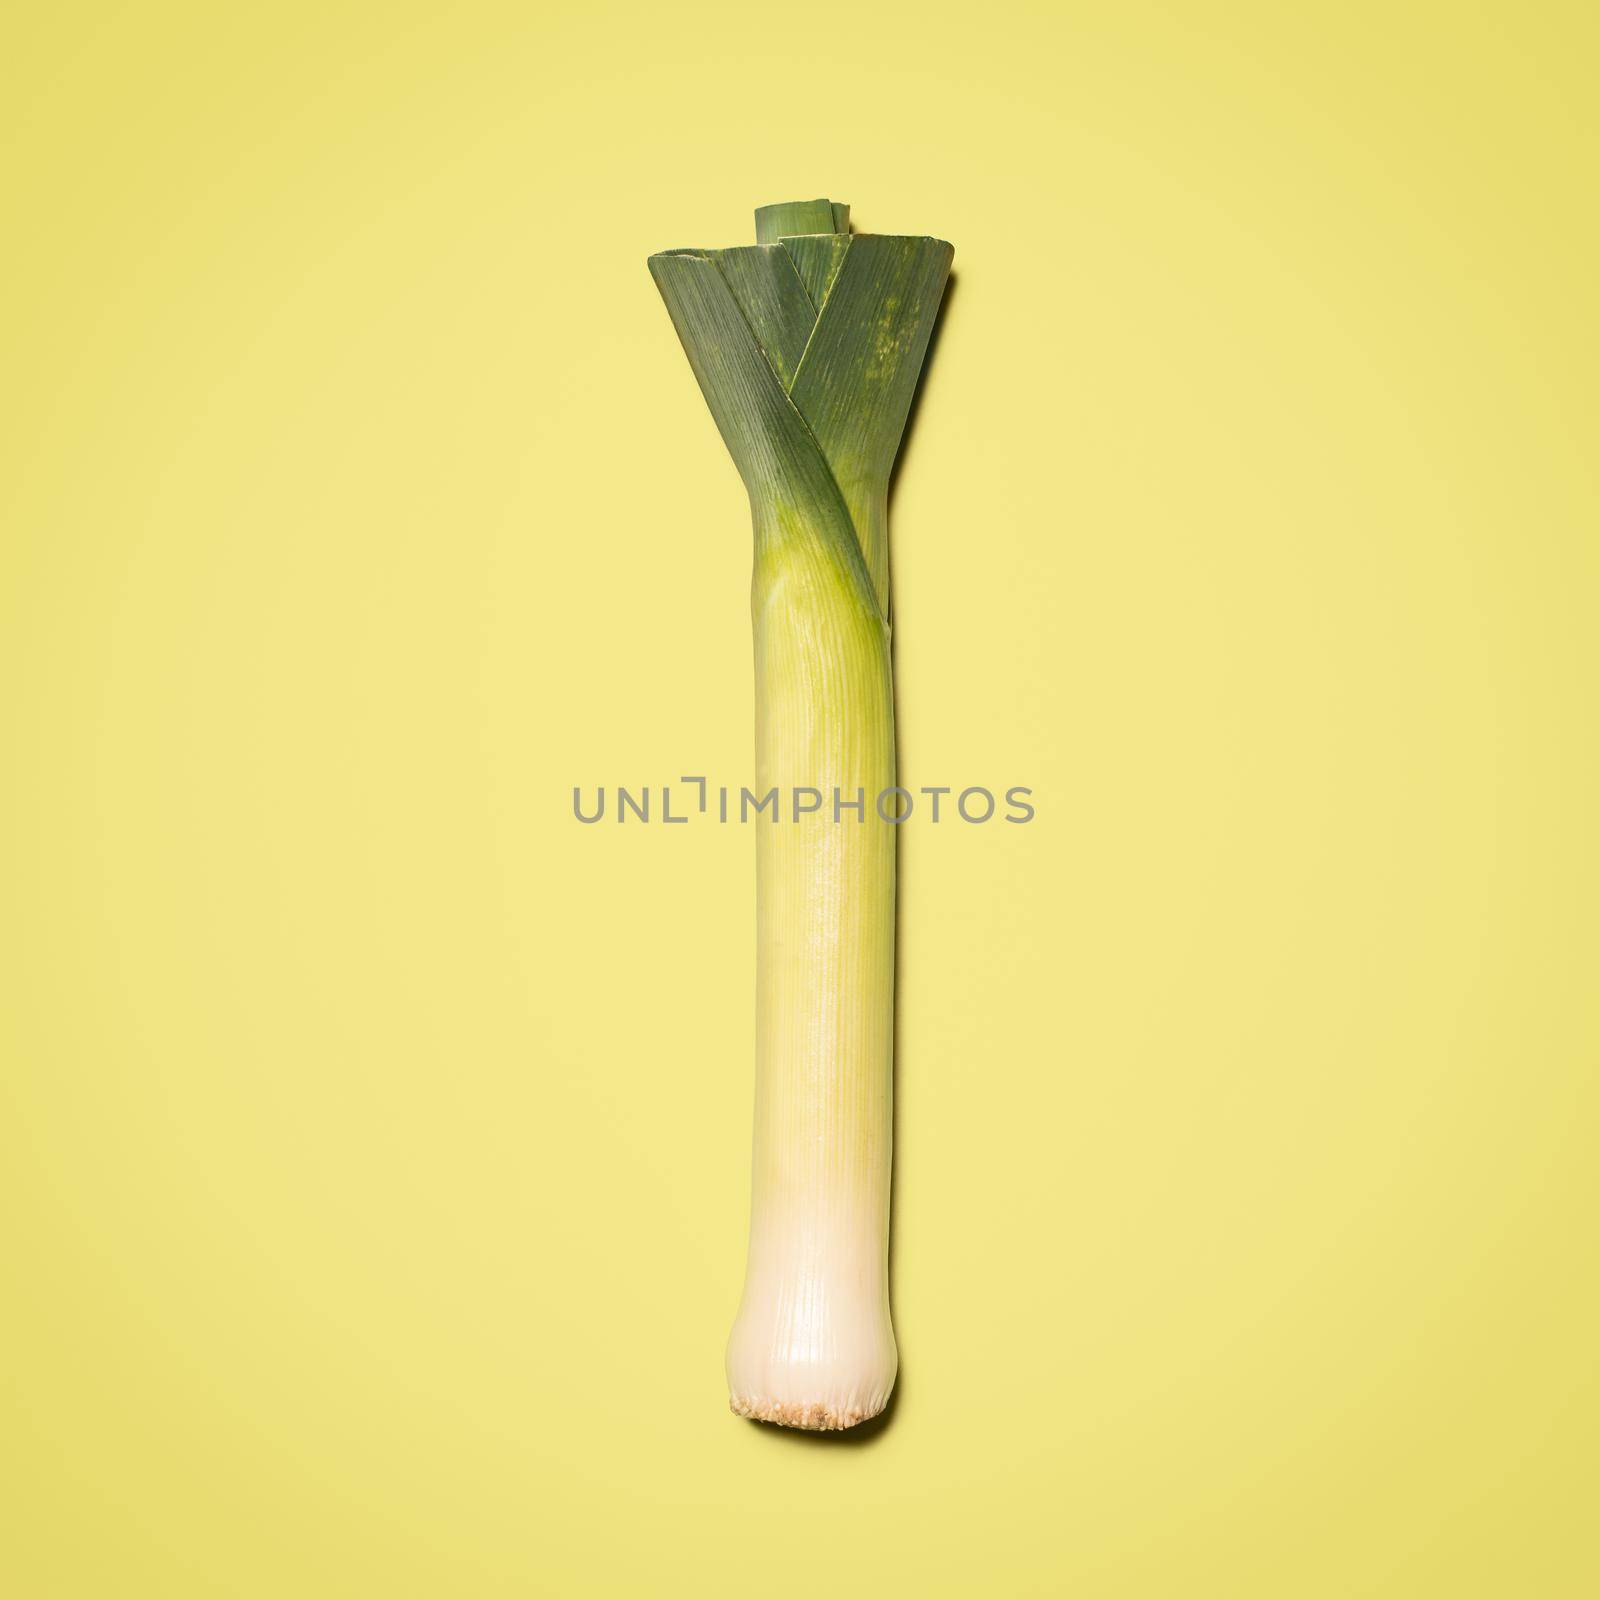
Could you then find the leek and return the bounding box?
[650,201,952,1430]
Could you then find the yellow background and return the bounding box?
[3,2,1596,1594]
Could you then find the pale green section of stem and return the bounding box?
[728,510,898,1421]
[755,197,849,244]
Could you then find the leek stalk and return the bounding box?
[650,202,952,1430]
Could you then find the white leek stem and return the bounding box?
[730,513,897,1428]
